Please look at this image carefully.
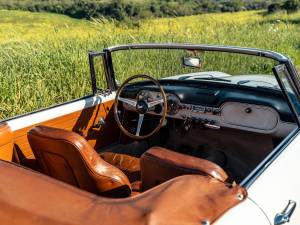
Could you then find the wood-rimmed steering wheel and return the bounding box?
[114,74,167,140]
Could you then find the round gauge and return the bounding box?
[167,94,180,115]
[137,90,149,101]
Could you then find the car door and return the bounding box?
[244,64,300,225]
[247,131,300,225]
[216,64,300,225]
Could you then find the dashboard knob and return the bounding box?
[166,95,180,115]
[154,104,163,114]
[212,108,221,115]
[245,107,252,113]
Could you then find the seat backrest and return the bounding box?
[27,125,131,198]
[140,147,228,190]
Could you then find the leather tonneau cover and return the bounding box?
[0,160,247,225]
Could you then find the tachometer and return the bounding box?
[167,94,180,115]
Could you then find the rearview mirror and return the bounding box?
[182,57,201,68]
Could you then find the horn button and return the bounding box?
[136,100,148,114]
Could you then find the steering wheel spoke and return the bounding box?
[118,97,137,108]
[147,99,164,108]
[136,114,144,136]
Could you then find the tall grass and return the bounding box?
[0,9,300,119]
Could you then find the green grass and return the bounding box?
[0,9,300,119]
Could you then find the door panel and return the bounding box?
[0,123,14,161]
[6,94,119,168]
[248,132,300,225]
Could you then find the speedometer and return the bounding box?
[167,94,180,115]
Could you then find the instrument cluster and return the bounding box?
[138,90,222,117]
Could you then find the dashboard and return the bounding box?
[121,81,297,137]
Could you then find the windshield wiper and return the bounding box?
[193,77,231,82]
[256,85,280,91]
[237,80,251,85]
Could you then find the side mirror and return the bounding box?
[182,57,202,68]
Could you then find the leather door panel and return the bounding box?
[0,123,14,161]
[12,100,119,168]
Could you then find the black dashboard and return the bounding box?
[122,80,294,123]
[120,80,296,137]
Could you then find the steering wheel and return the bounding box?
[114,74,167,140]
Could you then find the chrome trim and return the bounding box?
[104,43,289,61]
[118,97,137,107]
[136,114,144,136]
[274,200,297,225]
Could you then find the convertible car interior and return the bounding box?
[0,44,299,224]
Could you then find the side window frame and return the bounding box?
[88,51,112,95]
[273,64,300,126]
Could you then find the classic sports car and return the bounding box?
[0,43,299,225]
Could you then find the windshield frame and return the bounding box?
[102,43,291,89]
[97,43,300,121]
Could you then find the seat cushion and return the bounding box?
[140,146,228,190]
[99,152,141,183]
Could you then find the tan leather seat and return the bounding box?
[99,151,141,183]
[141,146,228,190]
[27,126,132,198]
[28,126,229,197]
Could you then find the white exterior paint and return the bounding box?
[216,131,300,225]
[246,132,300,225]
[7,93,116,131]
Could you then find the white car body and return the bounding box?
[6,88,299,225]
[216,131,300,224]
[3,43,300,224]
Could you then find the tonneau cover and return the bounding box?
[0,160,246,225]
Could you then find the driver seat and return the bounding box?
[27,125,133,198]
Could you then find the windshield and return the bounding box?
[111,48,279,90]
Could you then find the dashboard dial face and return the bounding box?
[166,94,180,115]
[137,91,180,115]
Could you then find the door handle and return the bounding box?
[274,200,296,225]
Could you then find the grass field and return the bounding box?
[0,9,300,119]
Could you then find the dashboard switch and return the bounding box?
[205,107,212,113]
[212,108,221,115]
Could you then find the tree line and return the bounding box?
[268,0,300,13]
[0,0,299,21]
